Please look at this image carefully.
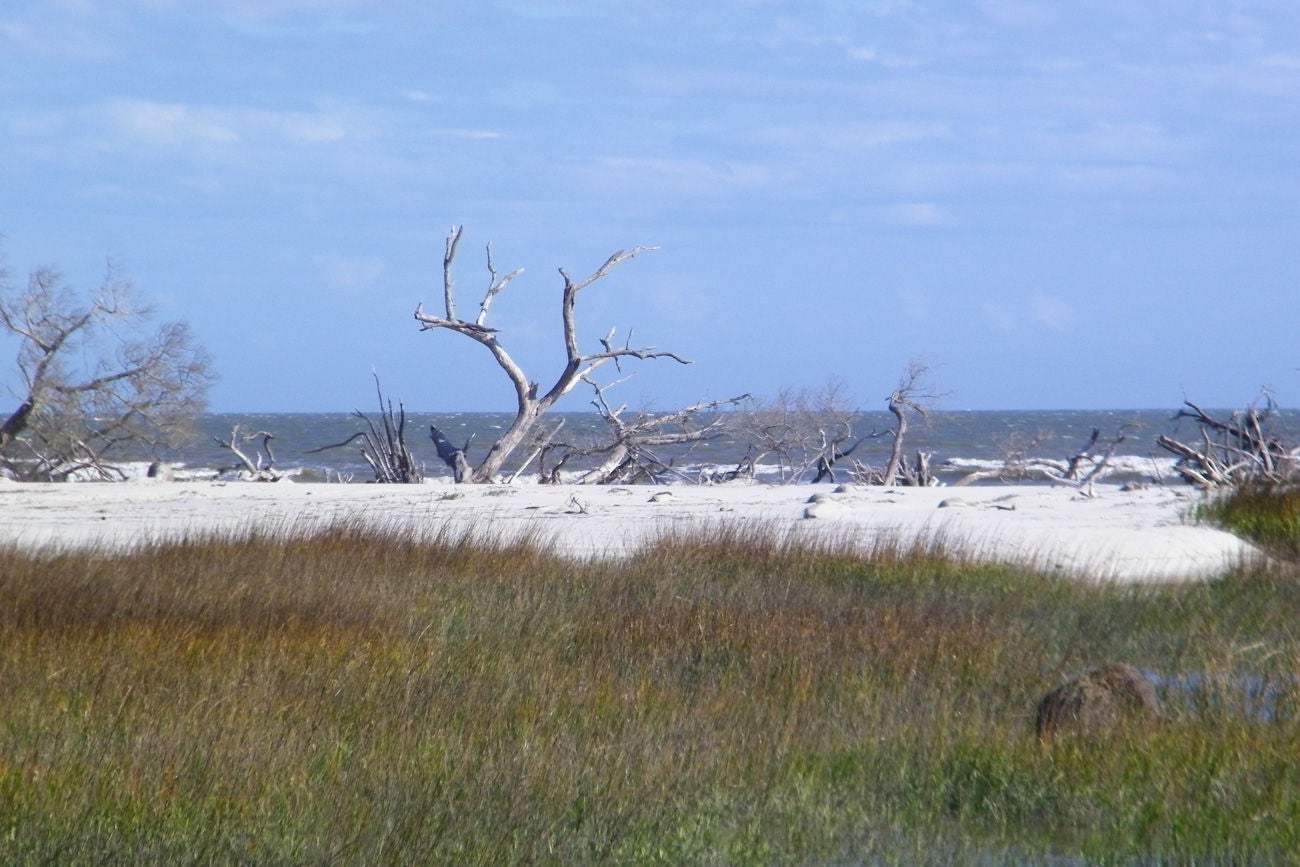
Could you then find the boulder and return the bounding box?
[1035,662,1160,742]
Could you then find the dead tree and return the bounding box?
[730,381,873,484]
[414,226,690,482]
[879,359,941,486]
[214,425,281,482]
[307,375,422,483]
[565,377,748,484]
[1156,395,1299,487]
[1,253,213,481]
[955,426,1133,488]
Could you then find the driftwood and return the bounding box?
[549,378,748,485]
[956,426,1131,491]
[308,376,422,483]
[507,420,565,485]
[811,429,879,484]
[1156,396,1299,487]
[851,450,934,487]
[429,426,474,484]
[214,425,281,481]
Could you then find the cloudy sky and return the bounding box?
[3,1,1298,412]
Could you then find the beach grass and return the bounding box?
[1198,478,1300,562]
[2,521,1298,864]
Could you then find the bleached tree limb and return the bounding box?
[442,224,463,321]
[1157,392,1299,487]
[477,242,523,327]
[214,425,281,481]
[568,378,749,484]
[881,358,941,486]
[414,227,689,482]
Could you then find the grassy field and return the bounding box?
[2,517,1298,864]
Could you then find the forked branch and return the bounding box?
[413,226,691,482]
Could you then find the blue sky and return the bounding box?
[3,1,1298,413]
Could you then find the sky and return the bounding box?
[2,1,1298,413]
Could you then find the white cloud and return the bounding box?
[819,36,921,69]
[99,98,380,149]
[0,3,127,63]
[440,128,501,141]
[105,99,241,146]
[320,253,385,294]
[1260,53,1300,70]
[977,0,1054,29]
[1074,121,1177,161]
[897,288,928,321]
[756,121,949,152]
[585,157,771,196]
[0,16,25,41]
[279,112,349,144]
[982,290,1076,334]
[983,302,1016,335]
[891,202,944,227]
[1029,289,1075,331]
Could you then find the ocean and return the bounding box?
[154,408,1300,486]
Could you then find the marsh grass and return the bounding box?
[2,519,1299,863]
[1199,478,1300,561]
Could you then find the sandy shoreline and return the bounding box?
[0,479,1258,582]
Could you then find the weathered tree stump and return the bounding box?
[1035,663,1160,743]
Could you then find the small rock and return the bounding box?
[803,500,848,520]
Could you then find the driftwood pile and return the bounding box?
[1156,399,1299,487]
[309,376,422,483]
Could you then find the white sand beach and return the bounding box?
[0,478,1258,582]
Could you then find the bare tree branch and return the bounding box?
[413,228,688,482]
[879,358,943,486]
[730,380,876,484]
[307,374,423,483]
[1,251,214,481]
[442,224,463,320]
[1156,391,1298,486]
[560,377,748,484]
[214,425,281,481]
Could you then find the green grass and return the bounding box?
[1199,479,1300,561]
[1,520,1298,864]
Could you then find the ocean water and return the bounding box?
[151,408,1300,485]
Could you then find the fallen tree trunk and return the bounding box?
[430,426,473,484]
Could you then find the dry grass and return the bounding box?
[1,519,1298,863]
